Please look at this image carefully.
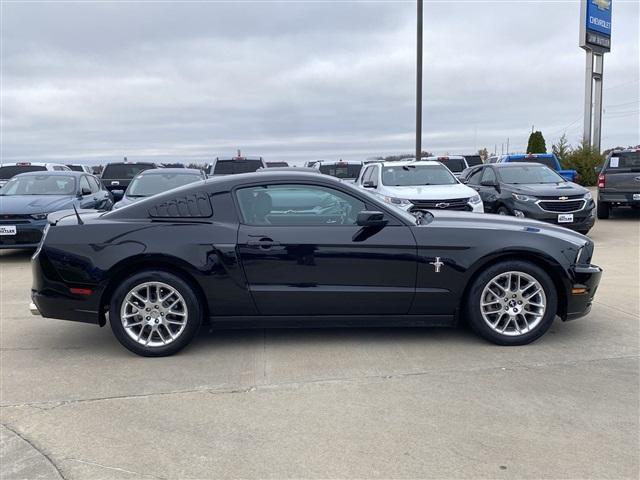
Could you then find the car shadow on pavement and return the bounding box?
[0,248,35,262]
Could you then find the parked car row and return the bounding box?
[2,148,637,250]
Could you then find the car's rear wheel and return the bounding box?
[497,206,510,216]
[596,200,610,219]
[465,261,557,346]
[109,271,202,356]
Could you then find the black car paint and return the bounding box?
[32,171,601,331]
[461,163,596,233]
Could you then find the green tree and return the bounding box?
[552,133,572,168]
[563,141,604,186]
[526,131,547,154]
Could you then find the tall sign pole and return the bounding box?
[580,0,612,152]
[415,0,423,160]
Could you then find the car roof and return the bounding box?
[257,167,318,173]
[504,153,554,158]
[374,160,442,167]
[491,162,550,168]
[425,155,466,160]
[317,160,363,165]
[13,170,85,178]
[137,168,202,175]
[0,162,64,167]
[104,162,156,166]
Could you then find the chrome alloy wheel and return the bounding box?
[120,282,188,347]
[480,271,547,336]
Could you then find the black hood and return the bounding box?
[504,181,588,198]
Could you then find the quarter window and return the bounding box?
[236,184,366,226]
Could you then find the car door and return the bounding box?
[77,176,98,208]
[88,175,112,209]
[235,182,417,316]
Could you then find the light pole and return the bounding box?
[415,0,423,161]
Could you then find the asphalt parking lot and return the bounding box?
[1,208,638,479]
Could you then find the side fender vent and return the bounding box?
[148,192,213,218]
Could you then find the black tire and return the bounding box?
[596,200,610,219]
[497,206,510,216]
[465,260,558,346]
[109,270,202,357]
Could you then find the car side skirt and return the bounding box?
[207,314,455,329]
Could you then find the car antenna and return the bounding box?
[72,204,84,225]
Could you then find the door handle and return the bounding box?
[247,237,280,249]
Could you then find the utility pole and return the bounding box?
[506,137,510,154]
[415,0,423,161]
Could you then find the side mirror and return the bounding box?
[460,178,469,184]
[356,211,387,228]
[363,181,377,189]
[80,187,92,196]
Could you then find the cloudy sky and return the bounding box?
[2,0,638,165]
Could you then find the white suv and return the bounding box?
[0,162,70,188]
[356,160,483,215]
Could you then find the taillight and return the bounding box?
[598,173,605,188]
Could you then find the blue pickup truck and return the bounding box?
[490,154,578,183]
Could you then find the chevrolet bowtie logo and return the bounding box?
[558,196,569,200]
[435,202,449,209]
[593,0,611,11]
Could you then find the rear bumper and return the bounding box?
[31,249,102,325]
[598,191,640,205]
[563,264,603,321]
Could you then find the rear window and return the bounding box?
[319,164,362,179]
[67,165,84,172]
[509,156,556,169]
[464,155,483,167]
[608,152,640,170]
[0,165,47,179]
[438,158,466,173]
[213,160,263,175]
[102,164,155,179]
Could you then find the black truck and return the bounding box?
[100,162,156,200]
[597,148,640,219]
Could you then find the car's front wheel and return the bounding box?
[109,271,202,356]
[465,261,558,346]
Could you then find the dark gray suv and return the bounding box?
[597,149,640,219]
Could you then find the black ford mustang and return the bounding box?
[30,170,602,356]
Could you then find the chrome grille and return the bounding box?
[409,197,470,211]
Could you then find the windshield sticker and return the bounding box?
[610,157,619,168]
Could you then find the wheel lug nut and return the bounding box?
[513,308,518,312]
[512,294,516,298]
[146,316,150,320]
[518,301,522,305]
[146,308,150,312]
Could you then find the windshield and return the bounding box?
[319,164,362,179]
[499,165,564,184]
[608,152,640,170]
[0,165,47,179]
[509,156,556,169]
[127,173,202,197]
[213,160,262,175]
[438,158,466,173]
[0,175,76,195]
[382,165,458,186]
[67,165,85,172]
[102,164,155,179]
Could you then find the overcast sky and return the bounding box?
[2,0,638,165]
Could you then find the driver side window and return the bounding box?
[79,176,92,194]
[467,168,483,185]
[236,184,366,226]
[481,168,497,184]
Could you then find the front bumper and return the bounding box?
[511,201,596,231]
[0,220,47,249]
[564,264,603,321]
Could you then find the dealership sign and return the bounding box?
[580,0,612,52]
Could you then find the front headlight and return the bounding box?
[383,196,411,206]
[512,193,536,202]
[583,191,592,201]
[468,195,481,205]
[30,213,49,220]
